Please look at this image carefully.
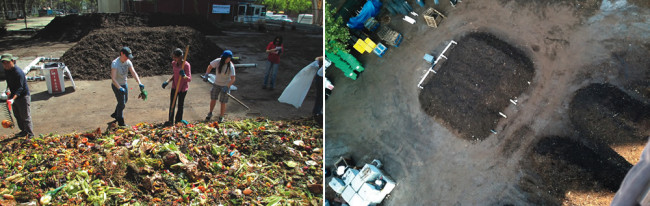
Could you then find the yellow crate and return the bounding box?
[353,39,367,54]
[364,38,377,52]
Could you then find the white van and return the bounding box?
[297,14,313,24]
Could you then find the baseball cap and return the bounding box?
[0,53,18,62]
[221,50,233,58]
[121,47,134,59]
[173,48,183,57]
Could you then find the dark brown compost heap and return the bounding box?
[418,32,535,141]
[60,26,222,80]
[570,83,650,145]
[532,136,631,192]
[33,13,221,42]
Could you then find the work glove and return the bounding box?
[179,70,186,78]
[138,89,148,101]
[119,87,126,93]
[6,99,13,105]
[202,73,209,82]
[139,84,145,90]
[162,81,168,89]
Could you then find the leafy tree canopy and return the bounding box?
[325,2,349,53]
[260,0,311,13]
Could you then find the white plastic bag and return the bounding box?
[278,61,320,108]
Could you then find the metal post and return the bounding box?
[418,40,457,89]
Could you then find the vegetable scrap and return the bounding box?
[0,117,323,205]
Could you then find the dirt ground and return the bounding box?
[0,20,322,137]
[326,0,649,205]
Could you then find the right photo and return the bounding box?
[324,0,650,205]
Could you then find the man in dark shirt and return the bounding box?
[2,54,33,138]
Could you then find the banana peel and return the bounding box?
[138,89,148,101]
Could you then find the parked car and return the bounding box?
[267,14,292,22]
[297,14,313,24]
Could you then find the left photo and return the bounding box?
[0,0,324,205]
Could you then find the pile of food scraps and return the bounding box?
[0,118,323,205]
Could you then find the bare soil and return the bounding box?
[325,0,650,205]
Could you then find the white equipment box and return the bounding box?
[328,159,395,206]
[358,183,382,204]
[328,177,346,194]
[350,174,365,192]
[341,186,356,203]
[342,168,359,185]
[358,164,382,182]
[349,194,370,206]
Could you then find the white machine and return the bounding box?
[23,57,76,94]
[328,159,396,206]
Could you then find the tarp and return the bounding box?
[384,0,413,15]
[347,0,382,30]
[278,60,321,108]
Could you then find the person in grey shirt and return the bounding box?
[110,47,144,126]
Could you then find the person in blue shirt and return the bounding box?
[1,53,33,138]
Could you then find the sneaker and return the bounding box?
[163,121,173,127]
[205,112,213,121]
[218,116,225,123]
[14,131,27,137]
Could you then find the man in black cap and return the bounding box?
[110,47,145,126]
[1,53,33,138]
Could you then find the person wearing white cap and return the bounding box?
[110,46,145,126]
[1,53,33,138]
[203,50,235,123]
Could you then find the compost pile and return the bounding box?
[60,26,222,80]
[0,118,323,205]
[419,32,534,141]
[33,13,221,42]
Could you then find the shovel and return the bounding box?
[201,74,250,110]
[227,93,250,110]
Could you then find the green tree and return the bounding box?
[260,0,311,13]
[325,2,349,53]
[65,0,85,10]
